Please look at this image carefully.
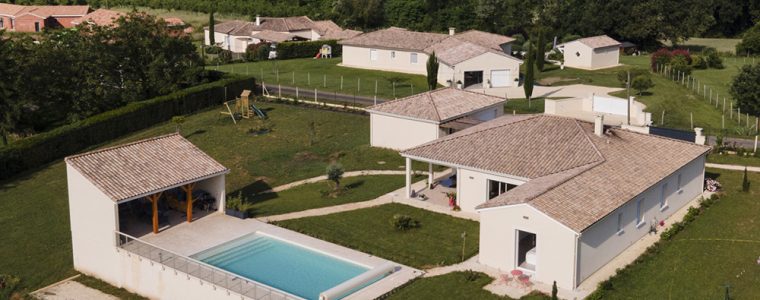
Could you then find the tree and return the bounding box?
[208,6,215,46]
[523,41,535,106]
[631,75,654,95]
[729,64,760,130]
[426,51,439,91]
[736,22,760,55]
[0,31,20,146]
[327,163,345,191]
[535,28,546,72]
[742,167,751,192]
[551,281,558,300]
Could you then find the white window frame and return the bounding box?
[660,183,669,211]
[616,212,624,235]
[370,49,378,61]
[410,52,418,64]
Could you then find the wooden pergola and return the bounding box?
[145,183,197,234]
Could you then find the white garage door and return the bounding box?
[491,70,510,87]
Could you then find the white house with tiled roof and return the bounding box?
[340,27,522,90]
[558,35,622,70]
[366,87,505,150]
[400,114,709,290]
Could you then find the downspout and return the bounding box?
[573,232,581,289]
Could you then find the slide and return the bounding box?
[250,104,267,119]
[314,52,321,59]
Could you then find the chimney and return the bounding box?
[594,115,604,137]
[255,15,261,26]
[449,27,456,36]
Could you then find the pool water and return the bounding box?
[191,233,369,300]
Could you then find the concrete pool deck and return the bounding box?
[138,213,422,300]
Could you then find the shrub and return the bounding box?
[245,42,271,62]
[616,68,649,87]
[0,274,21,300]
[218,49,233,64]
[650,48,672,71]
[326,163,345,190]
[276,40,341,60]
[462,270,482,282]
[703,47,724,69]
[736,22,760,55]
[391,214,420,231]
[225,191,253,212]
[547,50,564,62]
[671,49,692,64]
[631,75,654,95]
[742,167,751,192]
[670,55,692,76]
[691,54,707,69]
[205,45,221,54]
[0,74,255,180]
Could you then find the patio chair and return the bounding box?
[518,275,533,290]
[499,274,512,285]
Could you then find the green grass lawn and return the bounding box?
[505,98,546,114]
[664,38,741,54]
[211,58,430,100]
[246,175,407,217]
[75,275,147,300]
[386,271,549,300]
[707,153,760,167]
[0,102,410,293]
[598,168,760,299]
[275,203,480,269]
[534,63,627,88]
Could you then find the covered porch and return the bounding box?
[402,156,461,210]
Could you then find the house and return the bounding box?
[367,87,505,150]
[204,16,360,53]
[544,93,652,127]
[71,9,191,35]
[0,4,90,32]
[558,35,621,70]
[66,133,229,296]
[400,114,709,290]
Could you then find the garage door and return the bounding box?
[491,70,510,87]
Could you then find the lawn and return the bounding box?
[386,271,549,300]
[707,153,760,167]
[274,203,480,269]
[597,168,760,299]
[245,175,407,217]
[0,102,412,293]
[75,275,147,300]
[664,38,741,54]
[210,58,430,100]
[505,98,546,114]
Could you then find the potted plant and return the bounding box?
[225,192,250,219]
[456,80,463,89]
[445,191,457,207]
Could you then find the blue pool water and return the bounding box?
[191,233,370,300]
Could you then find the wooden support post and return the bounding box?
[182,183,195,223]
[147,192,163,234]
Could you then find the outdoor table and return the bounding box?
[510,269,523,285]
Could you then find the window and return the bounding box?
[575,51,580,57]
[677,173,682,192]
[636,198,644,226]
[660,183,668,210]
[370,49,378,61]
[410,52,418,64]
[616,213,623,234]
[0,19,4,28]
[391,51,396,59]
[487,179,516,200]
[34,22,40,32]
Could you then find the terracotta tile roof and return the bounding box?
[572,35,621,49]
[1,4,89,18]
[65,133,229,202]
[454,30,515,51]
[211,20,256,36]
[404,114,710,232]
[312,20,342,35]
[320,28,363,40]
[253,16,315,32]
[340,27,449,51]
[252,30,295,43]
[425,37,520,66]
[0,4,25,16]
[367,88,505,122]
[71,9,123,26]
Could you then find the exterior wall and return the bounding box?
[67,164,122,284]
[291,29,318,40]
[448,52,521,88]
[470,104,504,122]
[577,154,706,283]
[195,175,227,212]
[479,204,579,290]
[457,168,525,212]
[0,16,11,30]
[590,46,620,69]
[370,113,439,150]
[14,14,46,32]
[51,16,81,28]
[341,45,428,75]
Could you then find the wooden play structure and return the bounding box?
[221,90,266,124]
[314,44,332,59]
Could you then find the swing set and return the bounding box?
[221,90,266,124]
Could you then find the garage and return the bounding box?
[490,69,510,87]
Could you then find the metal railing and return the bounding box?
[115,232,302,300]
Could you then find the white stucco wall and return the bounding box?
[342,45,429,75]
[479,204,579,290]
[457,168,525,212]
[590,47,620,69]
[446,52,521,88]
[577,154,706,283]
[204,30,251,53]
[563,41,619,70]
[370,113,440,150]
[68,164,122,284]
[195,175,227,213]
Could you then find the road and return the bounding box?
[257,83,387,107]
[706,136,759,150]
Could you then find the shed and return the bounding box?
[559,35,621,70]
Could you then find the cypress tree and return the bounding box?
[524,42,535,106]
[551,281,558,300]
[536,28,546,72]
[742,167,751,192]
[426,52,439,91]
[208,8,216,45]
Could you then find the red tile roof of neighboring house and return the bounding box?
[367,87,505,123]
[70,8,123,26]
[567,35,621,49]
[14,5,90,18]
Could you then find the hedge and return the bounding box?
[276,40,342,60]
[0,74,256,180]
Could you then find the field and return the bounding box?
[0,102,411,293]
[211,58,430,100]
[597,169,760,299]
[664,38,742,54]
[275,203,480,269]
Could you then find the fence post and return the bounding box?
[278,84,281,98]
[308,72,311,86]
[661,110,665,125]
[340,76,343,90]
[722,114,725,129]
[324,74,326,88]
[357,78,360,92]
[375,80,378,96]
[296,86,299,99]
[723,98,726,111]
[292,72,295,85]
[690,112,693,129]
[314,88,317,102]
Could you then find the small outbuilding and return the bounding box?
[367,87,505,150]
[559,35,621,70]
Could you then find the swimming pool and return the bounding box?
[191,233,372,300]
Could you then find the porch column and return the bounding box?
[405,157,412,199]
[147,192,163,234]
[428,163,434,189]
[181,183,196,223]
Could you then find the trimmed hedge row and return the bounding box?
[276,40,342,60]
[0,74,256,180]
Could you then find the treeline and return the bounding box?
[0,12,207,145]
[5,0,760,44]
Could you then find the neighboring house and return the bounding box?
[0,3,90,32]
[204,16,360,53]
[71,9,192,35]
[558,35,621,70]
[544,93,652,127]
[340,27,522,90]
[66,133,230,299]
[400,114,709,290]
[367,87,505,150]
